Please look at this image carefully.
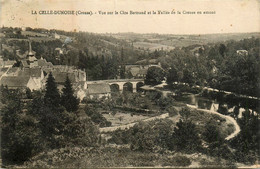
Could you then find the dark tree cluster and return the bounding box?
[164,37,260,97]
[0,73,98,165]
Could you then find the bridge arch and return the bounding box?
[123,82,133,93]
[110,83,120,93]
[136,81,144,92]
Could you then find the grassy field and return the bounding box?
[133,42,175,51]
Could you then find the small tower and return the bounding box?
[27,40,37,63]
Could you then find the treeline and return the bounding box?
[0,73,99,165]
[161,37,260,97]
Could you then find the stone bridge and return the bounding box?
[88,79,145,93]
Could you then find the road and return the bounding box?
[100,104,241,141]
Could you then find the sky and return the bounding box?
[0,0,259,34]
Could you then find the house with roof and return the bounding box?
[0,68,8,77]
[21,60,30,68]
[74,81,88,100]
[0,76,30,90]
[86,83,111,100]
[6,67,20,76]
[51,72,77,84]
[125,65,148,79]
[1,60,16,68]
[18,68,44,90]
[37,57,53,68]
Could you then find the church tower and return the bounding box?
[27,40,37,63]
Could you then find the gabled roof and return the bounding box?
[6,67,19,74]
[3,60,16,66]
[52,72,76,83]
[129,67,148,77]
[21,60,29,67]
[0,76,30,87]
[0,68,8,76]
[29,56,37,62]
[37,59,53,67]
[87,83,111,94]
[18,68,42,77]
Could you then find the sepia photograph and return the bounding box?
[0,0,259,168]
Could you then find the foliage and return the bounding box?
[162,156,191,167]
[61,76,79,112]
[109,119,174,151]
[109,92,155,110]
[1,81,99,165]
[230,109,259,164]
[84,106,112,127]
[203,121,225,144]
[44,72,61,109]
[1,88,45,165]
[145,66,166,85]
[169,119,202,153]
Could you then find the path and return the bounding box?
[99,113,169,133]
[186,104,240,140]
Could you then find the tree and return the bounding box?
[145,66,165,85]
[169,119,202,153]
[1,89,41,164]
[61,111,99,146]
[44,72,60,108]
[61,76,79,112]
[0,85,10,104]
[203,121,224,144]
[166,67,178,84]
[219,44,227,57]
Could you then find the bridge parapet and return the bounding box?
[87,79,144,93]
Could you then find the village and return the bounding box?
[0,38,162,101]
[0,26,259,168]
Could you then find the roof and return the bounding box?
[154,81,167,88]
[21,60,29,67]
[37,58,53,67]
[53,65,74,72]
[0,68,8,76]
[0,76,30,87]
[129,67,148,77]
[148,59,158,64]
[6,67,19,74]
[140,85,156,91]
[3,60,16,66]
[18,68,42,77]
[29,56,37,62]
[87,83,111,94]
[52,72,76,83]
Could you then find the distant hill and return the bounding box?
[108,32,260,48]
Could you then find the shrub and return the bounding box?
[109,119,174,151]
[84,106,112,127]
[169,119,202,153]
[173,155,192,166]
[162,155,191,167]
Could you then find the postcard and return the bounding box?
[0,0,259,168]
